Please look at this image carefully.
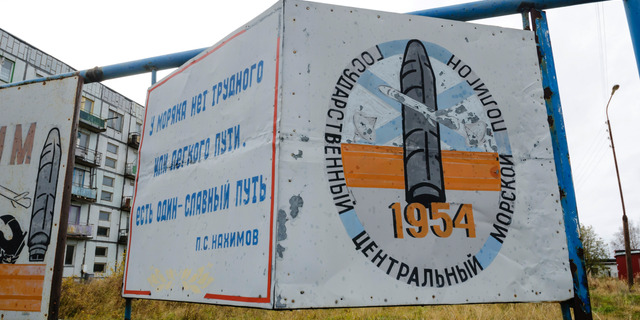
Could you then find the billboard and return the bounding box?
[123,0,573,308]
[0,77,81,319]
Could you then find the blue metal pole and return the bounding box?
[124,298,132,320]
[409,0,611,21]
[624,0,640,75]
[151,69,157,85]
[0,47,207,89]
[0,0,618,92]
[531,9,592,320]
[561,302,573,320]
[521,10,531,30]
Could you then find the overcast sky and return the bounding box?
[3,0,638,254]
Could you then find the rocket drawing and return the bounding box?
[400,40,446,206]
[28,128,62,262]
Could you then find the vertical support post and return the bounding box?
[561,302,573,319]
[124,298,132,320]
[531,9,593,320]
[522,10,531,31]
[624,0,640,76]
[151,69,157,85]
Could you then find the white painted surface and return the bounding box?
[0,76,80,319]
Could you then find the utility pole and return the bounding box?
[605,84,634,290]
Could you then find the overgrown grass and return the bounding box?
[589,275,640,319]
[59,263,640,319]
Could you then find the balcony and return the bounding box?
[128,132,140,149]
[67,223,93,239]
[125,163,137,180]
[118,229,129,244]
[71,183,97,202]
[122,196,132,211]
[75,146,102,167]
[78,110,107,133]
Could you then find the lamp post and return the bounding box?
[605,84,633,289]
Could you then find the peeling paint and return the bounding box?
[276,244,286,259]
[275,196,304,260]
[289,195,304,219]
[277,209,287,242]
[300,135,309,142]
[275,294,287,308]
[276,209,287,259]
[291,150,303,160]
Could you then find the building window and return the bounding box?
[97,226,109,237]
[107,110,123,131]
[105,157,116,169]
[68,205,81,224]
[93,263,106,273]
[99,211,110,221]
[64,245,75,265]
[0,57,14,83]
[95,247,107,257]
[100,191,113,202]
[80,97,94,114]
[102,176,114,187]
[135,122,142,134]
[107,143,118,154]
[77,131,89,149]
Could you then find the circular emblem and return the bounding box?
[324,40,515,288]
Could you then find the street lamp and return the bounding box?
[605,84,634,289]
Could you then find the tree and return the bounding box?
[580,225,609,276]
[610,219,640,252]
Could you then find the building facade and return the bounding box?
[1,28,143,278]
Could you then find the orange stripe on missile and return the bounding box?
[341,144,500,191]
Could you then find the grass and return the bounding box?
[59,263,640,320]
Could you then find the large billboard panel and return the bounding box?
[124,0,573,309]
[122,3,282,308]
[273,0,572,308]
[0,77,81,319]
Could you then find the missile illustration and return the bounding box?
[28,128,62,262]
[399,40,446,206]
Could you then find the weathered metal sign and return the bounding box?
[123,0,573,308]
[0,77,81,319]
[122,3,281,307]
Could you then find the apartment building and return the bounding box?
[1,28,142,278]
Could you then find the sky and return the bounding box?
[3,0,638,254]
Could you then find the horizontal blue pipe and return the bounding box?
[409,0,610,21]
[0,47,207,88]
[0,0,616,90]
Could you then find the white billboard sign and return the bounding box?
[124,0,573,308]
[0,77,81,319]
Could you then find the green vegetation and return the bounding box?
[60,262,640,319]
[580,224,610,275]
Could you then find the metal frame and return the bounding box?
[3,1,640,319]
